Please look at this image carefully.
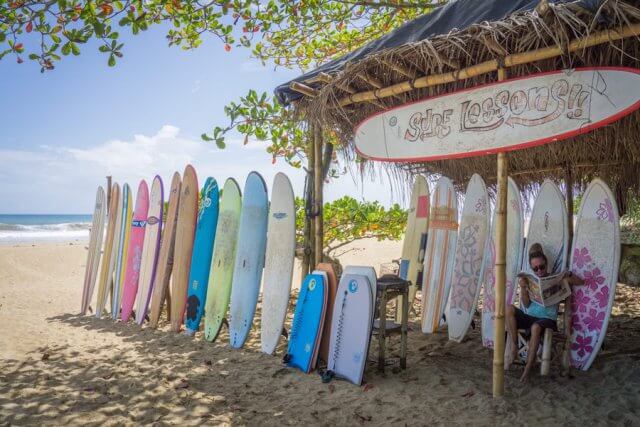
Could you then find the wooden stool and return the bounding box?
[372,274,409,373]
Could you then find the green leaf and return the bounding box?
[108,53,116,67]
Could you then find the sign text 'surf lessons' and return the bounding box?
[354,68,640,162]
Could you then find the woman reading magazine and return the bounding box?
[506,243,584,382]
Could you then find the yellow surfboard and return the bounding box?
[95,183,120,318]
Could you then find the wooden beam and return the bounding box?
[493,68,507,399]
[290,82,318,98]
[337,23,640,107]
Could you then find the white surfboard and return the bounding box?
[524,180,568,275]
[481,177,524,348]
[569,178,620,371]
[135,176,164,325]
[396,176,429,323]
[260,172,296,355]
[342,265,377,325]
[327,273,373,385]
[447,174,490,342]
[81,186,107,315]
[421,177,458,334]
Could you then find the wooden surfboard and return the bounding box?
[260,172,296,355]
[447,174,490,342]
[185,177,220,335]
[81,186,106,315]
[316,263,338,364]
[95,183,120,318]
[355,67,640,162]
[569,178,620,371]
[112,183,132,319]
[525,180,568,275]
[120,180,150,322]
[481,177,523,348]
[396,175,429,323]
[421,176,458,334]
[134,176,164,325]
[108,184,125,318]
[203,178,242,342]
[148,172,181,328]
[170,165,198,332]
[228,171,269,348]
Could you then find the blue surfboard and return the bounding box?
[184,177,219,335]
[286,273,327,373]
[228,171,269,348]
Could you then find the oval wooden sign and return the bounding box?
[354,67,640,162]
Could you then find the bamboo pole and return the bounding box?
[562,165,575,375]
[493,68,508,398]
[301,131,314,282]
[290,82,318,98]
[337,23,640,107]
[313,124,324,267]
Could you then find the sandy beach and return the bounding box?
[1,240,639,425]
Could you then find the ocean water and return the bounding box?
[0,214,93,244]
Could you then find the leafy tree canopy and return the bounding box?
[1,0,441,166]
[295,196,407,256]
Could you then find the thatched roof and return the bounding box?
[275,0,640,211]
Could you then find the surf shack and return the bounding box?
[274,0,640,397]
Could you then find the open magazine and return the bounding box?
[517,270,571,307]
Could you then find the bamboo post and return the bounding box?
[313,124,324,267]
[493,68,508,398]
[562,165,575,375]
[301,130,314,282]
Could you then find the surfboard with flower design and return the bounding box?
[569,178,620,371]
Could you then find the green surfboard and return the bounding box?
[203,178,242,342]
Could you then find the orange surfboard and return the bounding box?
[316,262,338,365]
[170,166,198,332]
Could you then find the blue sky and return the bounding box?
[0,24,399,214]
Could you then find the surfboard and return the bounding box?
[134,176,164,325]
[120,180,150,322]
[396,175,429,323]
[286,273,327,373]
[316,263,338,364]
[327,273,373,385]
[524,179,568,275]
[184,177,220,335]
[310,270,329,369]
[170,165,199,332]
[260,172,296,355]
[569,178,620,371]
[112,183,132,319]
[148,172,181,328]
[481,177,524,348]
[95,184,121,318]
[81,186,106,314]
[204,178,242,342]
[354,68,640,162]
[108,184,125,318]
[342,266,377,325]
[421,176,458,334]
[228,171,269,348]
[447,174,490,342]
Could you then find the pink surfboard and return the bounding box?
[120,180,150,322]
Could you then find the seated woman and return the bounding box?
[506,243,584,382]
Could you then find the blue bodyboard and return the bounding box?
[286,273,326,373]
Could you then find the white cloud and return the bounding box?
[0,125,400,214]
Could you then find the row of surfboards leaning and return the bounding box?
[410,173,620,372]
[79,166,375,385]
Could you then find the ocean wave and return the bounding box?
[0,222,91,232]
[0,222,92,243]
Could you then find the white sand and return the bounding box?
[1,240,639,425]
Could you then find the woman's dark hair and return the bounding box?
[528,242,548,265]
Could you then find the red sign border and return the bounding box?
[353,67,640,162]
